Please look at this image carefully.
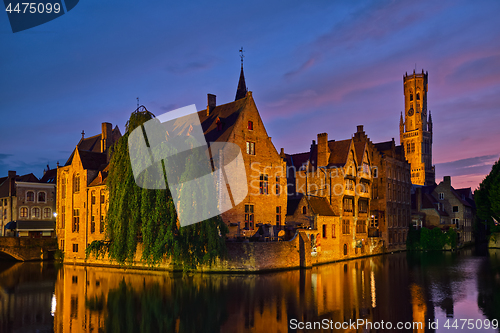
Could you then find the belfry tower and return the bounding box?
[400,69,435,186]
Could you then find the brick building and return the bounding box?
[370,138,412,250]
[56,123,120,260]
[285,127,378,260]
[0,170,56,237]
[197,67,287,237]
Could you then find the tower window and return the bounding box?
[416,93,420,100]
[410,94,413,101]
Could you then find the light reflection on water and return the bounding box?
[0,247,499,332]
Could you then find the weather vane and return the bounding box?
[239,47,244,67]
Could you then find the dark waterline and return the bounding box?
[1,247,499,332]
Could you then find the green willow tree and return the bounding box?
[86,108,228,268]
[475,157,500,233]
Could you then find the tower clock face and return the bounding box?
[408,107,414,116]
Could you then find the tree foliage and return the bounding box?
[475,157,500,233]
[86,108,228,268]
[406,226,457,250]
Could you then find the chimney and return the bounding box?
[8,170,16,197]
[280,148,285,158]
[357,125,364,133]
[416,187,422,210]
[443,176,451,187]
[101,122,112,153]
[317,133,329,167]
[207,94,216,116]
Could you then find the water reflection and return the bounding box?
[1,248,499,332]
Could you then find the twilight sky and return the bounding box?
[1,0,499,190]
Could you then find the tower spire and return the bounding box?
[235,47,247,101]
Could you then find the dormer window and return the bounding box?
[248,121,253,130]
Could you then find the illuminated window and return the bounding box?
[72,209,80,232]
[73,174,80,193]
[246,141,255,155]
[43,207,51,219]
[259,174,268,194]
[32,207,40,218]
[20,207,28,218]
[244,205,254,229]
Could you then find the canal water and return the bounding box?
[0,247,499,332]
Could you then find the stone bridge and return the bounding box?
[0,237,57,261]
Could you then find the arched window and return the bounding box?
[38,192,46,202]
[43,207,52,219]
[344,244,348,256]
[26,191,35,202]
[302,206,307,214]
[409,94,413,101]
[416,92,420,100]
[20,207,28,218]
[32,207,40,218]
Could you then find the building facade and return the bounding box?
[198,74,287,236]
[400,69,435,186]
[411,176,475,246]
[0,170,56,237]
[56,123,120,260]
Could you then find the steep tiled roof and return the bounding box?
[79,150,108,171]
[354,142,366,165]
[328,139,351,167]
[374,140,393,153]
[89,165,110,187]
[39,168,57,184]
[307,196,336,216]
[197,95,248,144]
[286,152,310,170]
[16,173,39,182]
[65,126,121,166]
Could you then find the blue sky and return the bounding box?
[1,0,499,190]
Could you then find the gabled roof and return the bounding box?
[65,126,121,166]
[89,165,110,187]
[198,94,249,144]
[328,139,352,167]
[78,150,108,171]
[286,152,310,170]
[16,173,39,182]
[307,196,336,216]
[39,168,57,184]
[286,193,337,217]
[374,140,393,154]
[354,142,367,165]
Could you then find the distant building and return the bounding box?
[56,123,121,260]
[0,169,56,237]
[412,176,475,245]
[400,69,435,186]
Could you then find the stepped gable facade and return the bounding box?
[56,123,121,260]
